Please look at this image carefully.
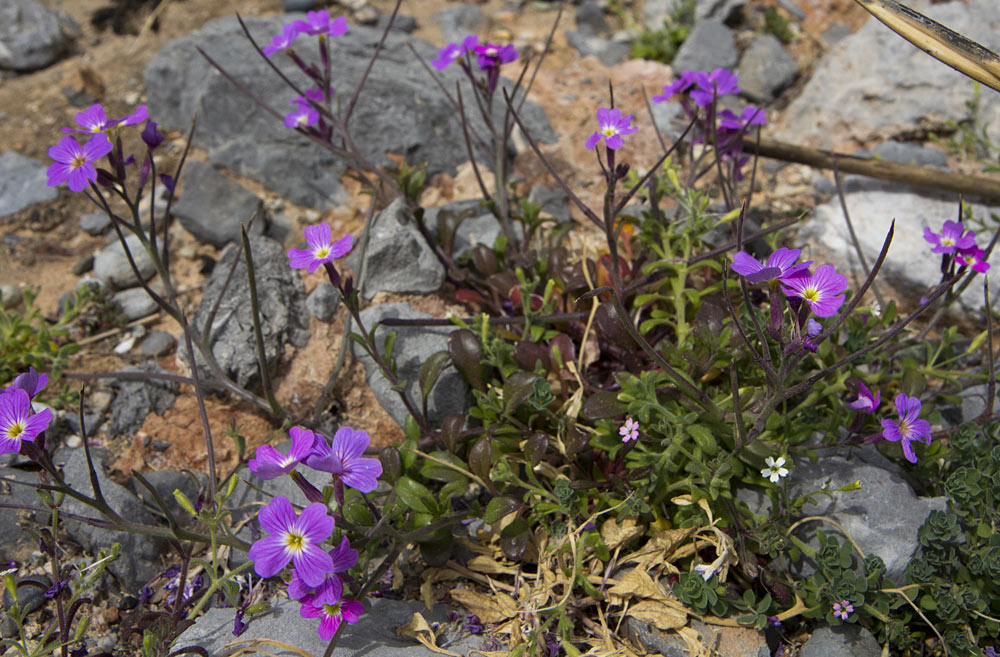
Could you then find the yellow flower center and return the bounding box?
[71,154,88,170]
[602,126,618,137]
[323,602,342,617]
[285,531,305,553]
[6,423,24,439]
[942,237,954,246]
[802,287,820,303]
[313,247,331,260]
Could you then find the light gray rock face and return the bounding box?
[869,141,948,168]
[171,160,264,247]
[187,235,309,390]
[431,4,485,44]
[112,288,159,321]
[0,152,57,218]
[801,189,998,314]
[739,446,947,583]
[671,20,738,73]
[107,363,178,438]
[347,198,445,299]
[800,626,881,657]
[0,466,46,556]
[175,597,486,657]
[94,234,157,289]
[777,0,1000,146]
[351,302,469,428]
[0,0,77,71]
[306,281,341,321]
[140,330,177,357]
[144,16,554,210]
[625,618,768,657]
[737,34,797,103]
[565,30,630,67]
[80,211,111,235]
[56,447,170,592]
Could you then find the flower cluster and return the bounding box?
[429,33,518,97]
[732,248,848,318]
[923,219,990,273]
[848,382,932,463]
[0,368,53,455]
[832,599,854,621]
[247,424,381,638]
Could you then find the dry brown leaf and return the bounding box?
[607,568,662,603]
[450,588,520,623]
[678,626,708,657]
[626,527,696,571]
[467,555,520,576]
[420,578,436,611]
[626,600,687,631]
[455,536,495,555]
[396,613,462,657]
[601,517,644,550]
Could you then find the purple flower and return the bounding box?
[263,22,304,55]
[880,393,932,464]
[247,497,334,587]
[584,107,638,151]
[619,417,639,442]
[305,426,383,493]
[731,247,812,284]
[923,220,976,254]
[849,382,880,414]
[295,11,348,38]
[287,224,354,273]
[141,120,165,150]
[473,42,518,71]
[651,70,702,103]
[47,134,113,192]
[431,35,479,70]
[957,247,990,273]
[832,600,854,621]
[3,368,48,399]
[719,105,767,131]
[62,104,111,134]
[299,576,364,640]
[0,389,53,455]
[118,105,148,127]
[805,318,822,337]
[284,97,320,129]
[781,264,848,318]
[250,426,316,480]
[329,536,359,573]
[689,68,740,107]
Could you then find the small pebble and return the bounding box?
[80,211,111,236]
[114,334,137,355]
[65,435,82,448]
[354,5,379,24]
[152,440,170,452]
[140,331,177,357]
[70,254,94,275]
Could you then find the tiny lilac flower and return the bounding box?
[431,35,479,70]
[956,247,990,273]
[805,318,822,337]
[47,134,113,192]
[585,107,638,151]
[247,497,334,587]
[923,220,976,254]
[250,426,316,480]
[263,22,303,56]
[619,417,639,442]
[117,105,149,127]
[3,368,48,399]
[62,104,111,134]
[284,97,320,129]
[849,382,880,414]
[761,456,789,483]
[781,264,848,318]
[299,576,364,640]
[473,42,517,71]
[832,600,854,621]
[295,11,348,38]
[689,68,740,107]
[880,393,932,464]
[306,426,383,493]
[651,70,702,103]
[0,389,53,455]
[731,247,812,284]
[287,224,354,273]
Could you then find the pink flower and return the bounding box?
[619,417,639,442]
[956,247,990,273]
[247,497,334,587]
[249,426,316,480]
[287,224,354,273]
[3,367,48,399]
[305,426,382,493]
[0,389,53,455]
[780,264,848,318]
[263,22,304,56]
[46,134,113,192]
[299,576,364,640]
[832,600,854,621]
[849,382,880,414]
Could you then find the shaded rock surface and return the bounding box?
[671,20,738,73]
[107,363,178,438]
[624,617,768,657]
[186,235,309,389]
[305,281,340,321]
[431,4,485,43]
[801,625,881,657]
[351,302,468,428]
[0,465,47,556]
[0,152,57,218]
[0,0,77,71]
[171,160,265,247]
[144,16,554,209]
[737,33,797,103]
[111,287,159,321]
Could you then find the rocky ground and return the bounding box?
[2,0,1000,655]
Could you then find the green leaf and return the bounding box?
[419,351,451,402]
[395,476,439,514]
[484,496,521,524]
[580,390,627,421]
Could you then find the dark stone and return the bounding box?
[2,575,51,614]
[107,363,178,438]
[0,152,58,219]
[565,30,630,67]
[800,626,880,657]
[0,0,78,71]
[575,0,609,35]
[171,160,265,247]
[305,281,341,322]
[139,331,177,357]
[70,253,94,275]
[185,235,309,390]
[111,288,158,321]
[282,0,316,10]
[737,34,797,103]
[671,20,738,73]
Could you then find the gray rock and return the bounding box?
[778,0,1000,146]
[0,0,77,71]
[870,141,948,168]
[56,447,169,591]
[186,235,309,390]
[801,190,997,314]
[80,211,111,236]
[739,446,947,582]
[282,0,316,10]
[452,210,523,259]
[128,469,203,522]
[565,30,630,67]
[3,575,51,614]
[625,618,767,657]
[172,160,264,247]
[643,0,744,31]
[576,0,609,35]
[737,34,797,103]
[112,288,158,321]
[431,5,485,43]
[376,13,417,34]
[93,234,157,289]
[306,281,341,322]
[175,597,486,657]
[347,198,444,299]
[960,384,1000,423]
[528,185,572,224]
[107,363,178,438]
[0,466,48,555]
[800,625,881,657]
[351,302,469,428]
[0,152,58,219]
[140,331,177,358]
[0,284,22,309]
[144,17,554,210]
[671,20,738,73]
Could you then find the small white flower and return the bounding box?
[869,299,881,318]
[693,563,718,581]
[761,456,789,483]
